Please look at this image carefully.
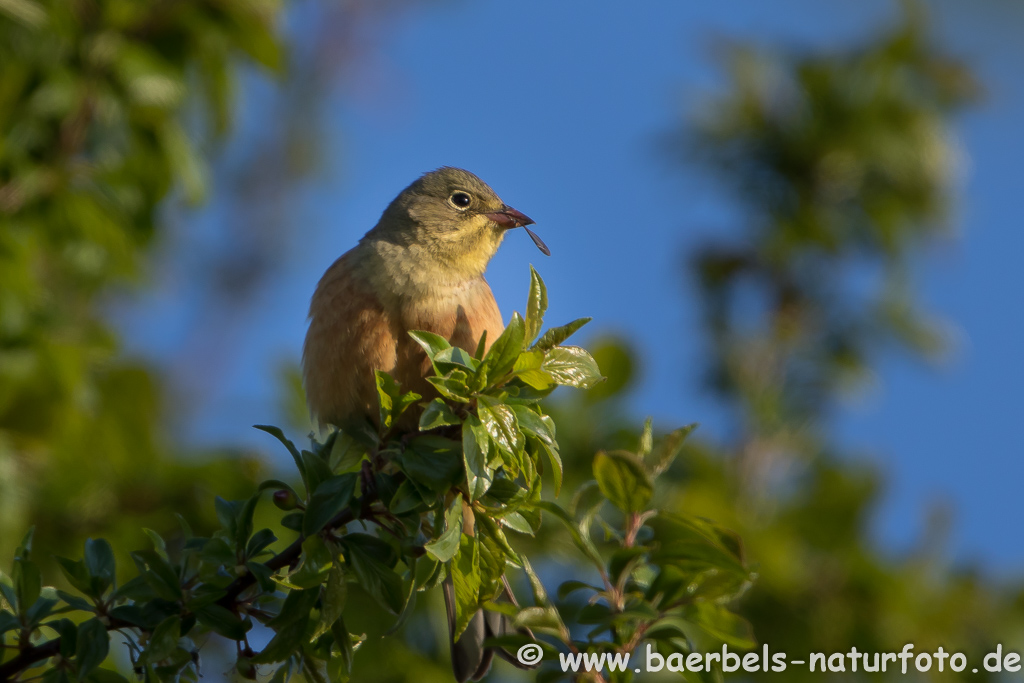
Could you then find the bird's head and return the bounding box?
[372,167,547,279]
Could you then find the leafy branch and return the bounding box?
[1,270,753,683]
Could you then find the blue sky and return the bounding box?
[120,0,1024,571]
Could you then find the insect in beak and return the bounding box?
[484,205,550,256]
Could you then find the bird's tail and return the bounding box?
[443,575,539,682]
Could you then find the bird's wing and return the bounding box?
[302,250,398,429]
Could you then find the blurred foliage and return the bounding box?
[0,0,286,570]
[654,7,1022,682]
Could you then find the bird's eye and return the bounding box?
[449,192,472,209]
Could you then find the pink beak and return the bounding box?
[484,205,535,229]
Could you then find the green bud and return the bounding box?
[236,656,257,680]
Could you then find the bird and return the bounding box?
[301,167,547,682]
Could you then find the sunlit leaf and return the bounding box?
[532,317,591,351]
[425,496,464,563]
[525,266,548,343]
[541,346,604,389]
[450,535,481,639]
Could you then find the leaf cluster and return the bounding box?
[0,271,755,683]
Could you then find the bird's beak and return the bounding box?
[484,205,550,256]
[484,205,534,229]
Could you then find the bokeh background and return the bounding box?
[3,0,1023,680]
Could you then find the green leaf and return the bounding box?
[396,436,463,496]
[389,479,429,515]
[375,371,421,431]
[215,497,243,542]
[500,512,534,536]
[649,423,698,475]
[329,431,367,474]
[25,595,57,625]
[75,618,110,678]
[477,530,510,600]
[235,493,261,553]
[342,536,404,614]
[542,346,604,389]
[86,669,131,683]
[512,606,564,637]
[329,619,354,681]
[513,407,561,493]
[254,621,307,664]
[414,558,443,590]
[109,577,154,605]
[139,615,180,665]
[0,611,19,634]
[254,425,307,492]
[462,415,493,501]
[56,590,94,612]
[133,548,183,601]
[532,317,591,351]
[408,330,452,364]
[384,558,419,636]
[519,556,550,608]
[424,497,464,563]
[303,474,357,537]
[419,398,462,431]
[450,535,481,640]
[525,265,548,343]
[535,501,603,569]
[473,330,488,360]
[686,602,757,649]
[512,349,555,390]
[200,537,235,566]
[512,403,552,446]
[53,618,78,660]
[647,513,748,578]
[593,450,653,513]
[300,450,333,496]
[83,539,115,596]
[285,536,334,590]
[195,604,251,640]
[609,547,647,584]
[476,514,520,567]
[483,477,525,504]
[538,441,564,496]
[481,313,527,382]
[13,557,41,615]
[434,346,480,372]
[313,565,347,640]
[143,529,168,562]
[56,557,93,597]
[268,588,319,630]
[185,584,227,610]
[246,528,278,559]
[477,398,523,459]
[426,370,472,403]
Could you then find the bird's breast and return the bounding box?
[398,277,504,354]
